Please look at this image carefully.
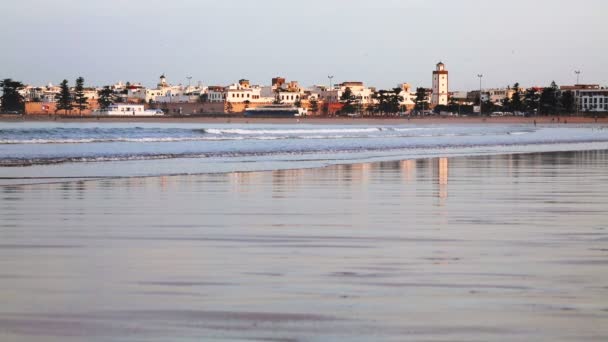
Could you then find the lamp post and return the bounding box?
[477,74,483,116]
[186,76,192,94]
[327,76,334,116]
[574,70,581,115]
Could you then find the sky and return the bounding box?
[1,0,606,90]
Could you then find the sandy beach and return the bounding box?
[1,151,607,341]
[2,114,607,125]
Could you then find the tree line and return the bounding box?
[1,77,93,115]
[481,81,576,115]
[336,87,406,116]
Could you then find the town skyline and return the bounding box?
[3,67,603,93]
[1,0,606,89]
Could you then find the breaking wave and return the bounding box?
[0,126,535,144]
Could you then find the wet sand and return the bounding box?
[1,151,608,341]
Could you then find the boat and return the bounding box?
[244,104,306,118]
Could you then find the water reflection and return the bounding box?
[400,159,416,183]
[438,157,449,201]
[1,151,607,341]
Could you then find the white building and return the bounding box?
[124,75,206,103]
[579,88,608,112]
[396,83,417,108]
[315,82,375,105]
[431,62,449,107]
[480,88,521,105]
[276,91,301,104]
[94,104,146,115]
[207,86,226,102]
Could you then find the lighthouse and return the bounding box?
[431,62,449,107]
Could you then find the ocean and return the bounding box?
[1,122,608,341]
[1,122,608,183]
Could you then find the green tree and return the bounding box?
[373,89,399,115]
[73,77,88,116]
[322,102,330,116]
[0,78,25,113]
[414,87,428,112]
[365,103,376,116]
[294,98,302,108]
[56,79,73,114]
[97,86,115,110]
[339,87,356,114]
[483,100,497,114]
[510,83,522,112]
[539,81,559,115]
[309,97,319,114]
[501,86,511,111]
[524,88,540,114]
[384,87,404,115]
[560,90,575,114]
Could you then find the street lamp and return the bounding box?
[327,76,335,115]
[574,70,581,115]
[186,76,192,94]
[477,74,483,116]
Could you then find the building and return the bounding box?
[431,62,449,107]
[559,85,607,112]
[578,88,608,112]
[94,103,148,115]
[481,88,520,104]
[397,83,417,109]
[451,91,474,105]
[315,81,374,106]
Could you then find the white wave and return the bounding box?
[0,137,248,144]
[392,127,441,132]
[205,127,382,135]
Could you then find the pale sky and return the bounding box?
[1,0,606,90]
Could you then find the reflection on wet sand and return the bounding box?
[1,151,608,341]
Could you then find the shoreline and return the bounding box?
[1,114,607,125]
[3,144,608,187]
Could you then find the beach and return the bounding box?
[1,151,607,341]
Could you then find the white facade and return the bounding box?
[579,89,608,112]
[95,104,146,115]
[431,62,449,107]
[223,83,274,103]
[315,82,374,105]
[276,91,300,104]
[207,88,226,102]
[396,83,417,108]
